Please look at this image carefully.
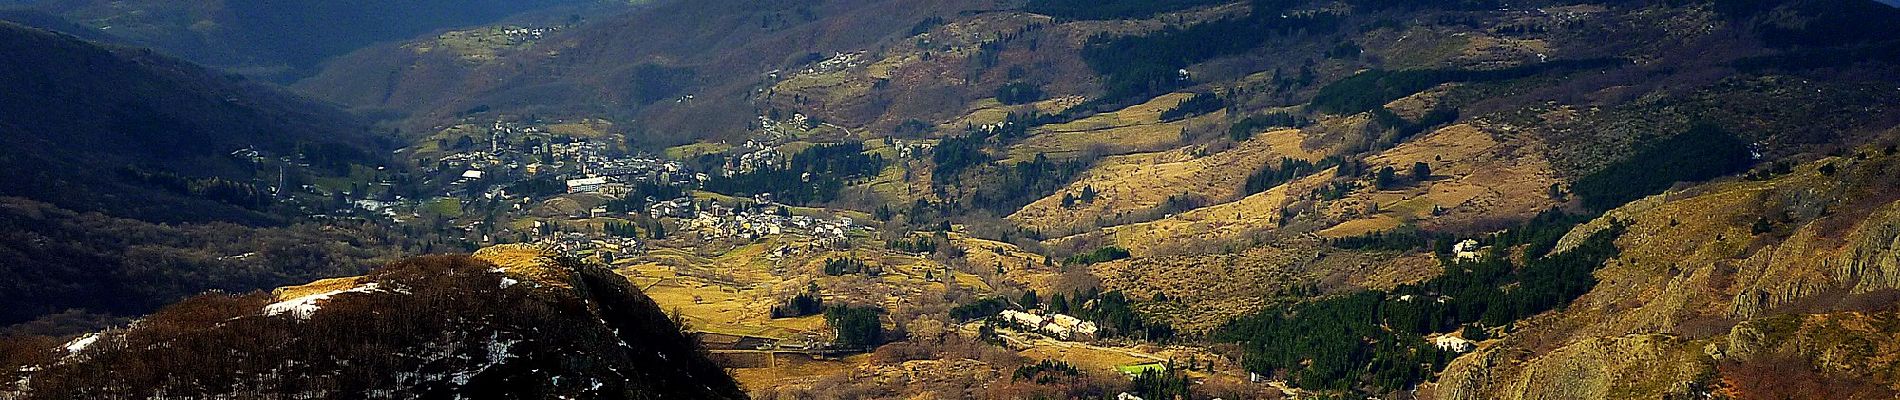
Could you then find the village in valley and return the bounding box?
[13,0,1900,398]
[190,9,1529,397]
[199,64,1541,397]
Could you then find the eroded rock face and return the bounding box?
[4,246,745,400]
[1434,152,1900,399]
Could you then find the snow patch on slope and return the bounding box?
[263,283,382,319]
[61,333,98,353]
[450,333,521,385]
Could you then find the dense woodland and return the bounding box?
[1064,246,1131,266]
[1077,2,1341,108]
[1074,0,1513,110]
[1024,0,1227,20]
[1242,158,1323,195]
[1158,92,1224,121]
[1222,213,1625,393]
[995,81,1045,105]
[1571,125,1755,211]
[772,283,826,318]
[1309,59,1626,115]
[928,115,1092,218]
[825,305,886,349]
[1228,112,1311,141]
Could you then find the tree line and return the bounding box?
[1077,2,1344,109]
[1310,58,1625,115]
[825,305,884,348]
[1024,0,1227,20]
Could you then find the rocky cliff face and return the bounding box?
[1434,143,1900,399]
[1,245,744,399]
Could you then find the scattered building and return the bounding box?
[566,177,609,193]
[1453,239,1483,261]
[997,310,1098,341]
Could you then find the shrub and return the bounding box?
[1065,246,1130,265]
[996,82,1045,105]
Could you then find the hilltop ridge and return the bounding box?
[0,244,745,399]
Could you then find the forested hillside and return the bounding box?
[0,22,384,223]
[0,23,416,330]
[0,0,614,81]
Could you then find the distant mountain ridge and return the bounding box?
[294,0,1001,143]
[0,0,617,81]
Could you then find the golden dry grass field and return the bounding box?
[1005,92,1221,163]
[1009,128,1321,235]
[1318,123,1561,237]
[610,230,1063,393]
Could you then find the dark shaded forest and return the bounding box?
[1024,0,1227,20]
[1572,125,1755,211]
[0,198,422,327]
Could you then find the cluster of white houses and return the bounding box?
[685,205,858,244]
[429,119,696,197]
[997,310,1099,341]
[494,26,553,43]
[889,138,934,159]
[533,230,643,263]
[801,51,864,75]
[409,118,893,253]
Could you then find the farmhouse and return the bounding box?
[1432,335,1475,353]
[1453,239,1482,261]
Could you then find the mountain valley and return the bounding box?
[4,0,1900,398]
